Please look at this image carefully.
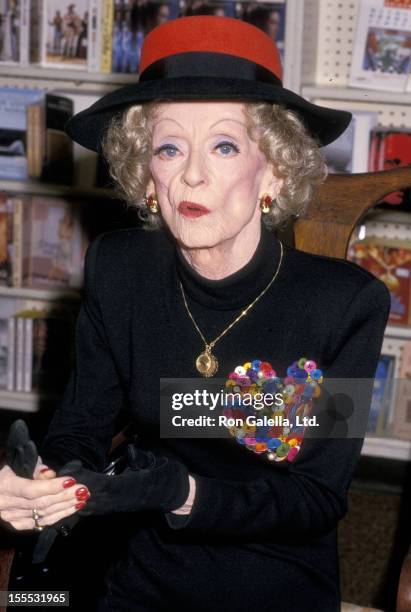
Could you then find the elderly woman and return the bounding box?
[1,15,390,612]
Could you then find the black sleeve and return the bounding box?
[38,234,125,472]
[165,277,391,537]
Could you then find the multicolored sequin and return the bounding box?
[223,358,324,463]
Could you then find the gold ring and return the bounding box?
[31,508,43,531]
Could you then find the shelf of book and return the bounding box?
[301,86,411,106]
[361,436,411,461]
[0,390,58,413]
[0,287,80,302]
[0,180,113,199]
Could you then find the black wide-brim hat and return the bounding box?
[65,15,352,153]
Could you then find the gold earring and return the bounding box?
[144,192,159,214]
[259,193,274,214]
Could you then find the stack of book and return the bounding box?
[0,193,86,289]
[0,87,74,184]
[0,303,76,393]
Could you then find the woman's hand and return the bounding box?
[1,419,90,532]
[33,456,56,480]
[0,462,88,531]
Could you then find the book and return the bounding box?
[19,0,30,66]
[374,129,411,209]
[101,0,114,73]
[41,0,90,69]
[88,0,103,72]
[26,92,74,184]
[322,110,379,173]
[0,87,44,181]
[392,340,411,440]
[348,237,411,326]
[29,0,43,63]
[0,316,7,389]
[0,192,11,286]
[0,0,27,66]
[7,316,15,391]
[15,313,24,391]
[111,0,140,74]
[21,306,75,392]
[9,193,30,287]
[368,354,396,435]
[0,297,22,390]
[22,196,84,289]
[349,0,411,92]
[236,1,286,65]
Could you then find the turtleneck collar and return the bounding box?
[174,220,284,311]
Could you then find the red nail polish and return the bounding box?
[75,489,90,500]
[62,478,77,488]
[75,487,88,495]
[76,492,90,501]
[75,501,86,510]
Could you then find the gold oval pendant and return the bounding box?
[196,351,218,377]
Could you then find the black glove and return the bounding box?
[57,445,190,517]
[6,419,38,479]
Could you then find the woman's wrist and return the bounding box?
[171,474,196,515]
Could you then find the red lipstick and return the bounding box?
[178,201,210,218]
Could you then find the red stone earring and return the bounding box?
[259,193,274,214]
[144,193,159,214]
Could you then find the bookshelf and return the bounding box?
[298,0,411,460]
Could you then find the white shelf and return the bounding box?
[0,390,59,413]
[0,286,80,301]
[361,437,411,461]
[0,66,138,95]
[0,66,139,85]
[385,325,411,340]
[301,85,411,105]
[0,180,114,199]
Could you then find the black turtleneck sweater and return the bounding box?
[39,221,391,611]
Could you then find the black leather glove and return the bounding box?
[57,445,190,517]
[6,419,38,479]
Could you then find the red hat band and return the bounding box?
[139,15,283,85]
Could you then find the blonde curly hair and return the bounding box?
[100,99,328,231]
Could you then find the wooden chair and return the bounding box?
[1,167,411,611]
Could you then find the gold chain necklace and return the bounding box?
[179,240,284,377]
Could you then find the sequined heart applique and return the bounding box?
[222,357,324,463]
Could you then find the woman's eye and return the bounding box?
[154,145,178,158]
[216,141,240,156]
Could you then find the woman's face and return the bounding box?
[147,101,282,249]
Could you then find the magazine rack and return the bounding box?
[1,166,411,611]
